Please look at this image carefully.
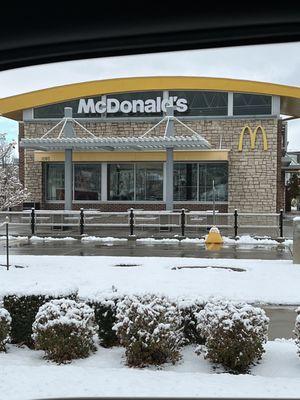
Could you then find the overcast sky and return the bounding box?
[1,41,300,149]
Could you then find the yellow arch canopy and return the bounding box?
[1,76,300,120]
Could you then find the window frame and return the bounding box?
[107,162,164,202]
[173,161,228,204]
[44,162,102,203]
[44,161,228,204]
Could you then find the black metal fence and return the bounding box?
[0,208,285,239]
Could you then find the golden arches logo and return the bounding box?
[238,125,268,151]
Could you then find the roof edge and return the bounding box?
[2,76,300,120]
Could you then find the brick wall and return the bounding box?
[43,202,228,212]
[22,117,281,212]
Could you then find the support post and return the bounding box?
[212,179,216,226]
[165,147,174,211]
[31,207,35,235]
[293,217,300,264]
[129,208,134,236]
[64,149,73,211]
[234,209,238,239]
[165,105,174,212]
[181,208,185,237]
[5,216,9,270]
[63,107,75,211]
[80,208,84,235]
[279,209,284,238]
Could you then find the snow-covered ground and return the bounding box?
[1,254,300,398]
[0,234,294,246]
[1,340,300,399]
[0,255,299,304]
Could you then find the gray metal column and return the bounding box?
[165,105,174,211]
[63,107,75,210]
[165,147,174,211]
[101,163,107,201]
[165,105,174,137]
[293,217,300,264]
[64,149,73,210]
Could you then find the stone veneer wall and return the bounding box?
[21,117,281,212]
[276,120,286,212]
[18,123,24,186]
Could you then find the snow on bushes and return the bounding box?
[178,298,205,344]
[88,295,204,348]
[87,294,124,348]
[113,294,184,367]
[32,298,98,363]
[0,308,11,352]
[196,299,269,373]
[3,290,78,347]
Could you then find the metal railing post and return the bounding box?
[293,217,300,264]
[129,208,134,236]
[5,216,9,270]
[279,209,284,238]
[181,208,185,237]
[234,209,238,238]
[31,208,35,235]
[80,208,84,235]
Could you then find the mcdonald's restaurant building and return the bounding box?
[1,76,298,213]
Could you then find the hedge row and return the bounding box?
[3,292,78,347]
[2,294,297,374]
[1,292,205,348]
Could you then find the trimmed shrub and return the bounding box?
[87,295,123,348]
[0,308,12,352]
[178,298,205,344]
[196,299,269,374]
[3,291,78,347]
[32,298,97,363]
[114,294,184,367]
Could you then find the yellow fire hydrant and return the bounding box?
[205,226,223,244]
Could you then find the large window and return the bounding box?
[33,91,274,119]
[45,164,64,201]
[233,93,272,115]
[108,164,134,200]
[199,163,228,202]
[174,162,228,202]
[108,163,163,201]
[170,91,228,116]
[74,164,101,201]
[136,163,163,201]
[174,163,198,201]
[45,162,227,203]
[45,163,101,201]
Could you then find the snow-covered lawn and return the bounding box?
[1,255,300,399]
[1,340,300,399]
[0,255,300,304]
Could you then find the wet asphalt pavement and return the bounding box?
[0,238,293,259]
[263,306,297,340]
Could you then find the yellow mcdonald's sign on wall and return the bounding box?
[238,125,268,151]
